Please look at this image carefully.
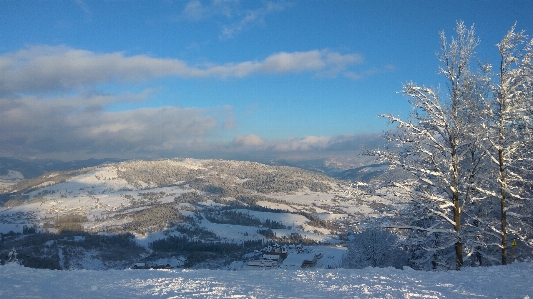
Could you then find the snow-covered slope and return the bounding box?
[0,170,24,191]
[1,262,531,298]
[0,158,400,269]
[1,158,395,235]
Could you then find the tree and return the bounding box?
[7,247,17,263]
[375,21,485,270]
[376,21,533,269]
[343,225,407,269]
[484,23,533,265]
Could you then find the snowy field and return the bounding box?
[1,263,532,298]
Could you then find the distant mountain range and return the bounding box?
[1,155,388,182]
[271,158,388,182]
[0,157,123,180]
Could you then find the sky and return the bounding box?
[1,0,533,161]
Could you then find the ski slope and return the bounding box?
[1,262,532,298]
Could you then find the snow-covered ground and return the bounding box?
[0,159,419,273]
[0,170,24,191]
[1,262,532,298]
[0,159,394,244]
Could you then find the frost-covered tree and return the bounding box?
[483,23,533,265]
[343,225,408,269]
[376,22,486,270]
[376,21,533,269]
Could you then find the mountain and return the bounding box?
[270,156,389,182]
[0,157,122,181]
[0,158,397,270]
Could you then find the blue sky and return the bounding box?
[1,0,532,160]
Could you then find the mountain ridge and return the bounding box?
[0,158,396,270]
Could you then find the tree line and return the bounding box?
[374,21,533,270]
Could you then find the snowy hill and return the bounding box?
[0,262,532,298]
[0,158,398,270]
[1,158,532,298]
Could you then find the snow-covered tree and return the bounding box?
[483,23,533,265]
[343,224,408,269]
[376,22,487,270]
[375,21,533,269]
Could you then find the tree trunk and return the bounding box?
[452,142,463,269]
[499,148,508,265]
[453,189,463,269]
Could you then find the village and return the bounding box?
[226,243,346,270]
[129,243,347,271]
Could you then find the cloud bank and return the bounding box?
[0,93,228,159]
[0,90,380,160]
[0,46,364,94]
[0,45,376,160]
[231,133,382,153]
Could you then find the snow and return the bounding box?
[0,159,403,251]
[255,200,297,212]
[234,209,309,228]
[0,170,24,191]
[1,158,532,297]
[1,262,532,298]
[0,224,25,234]
[133,231,169,248]
[0,170,24,181]
[0,163,193,238]
[272,190,335,206]
[199,220,265,242]
[279,246,346,269]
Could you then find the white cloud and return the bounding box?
[74,0,92,18]
[227,133,382,154]
[183,0,207,20]
[0,93,226,159]
[220,2,290,39]
[344,64,396,80]
[0,46,364,94]
[261,51,325,72]
[0,89,382,159]
[180,0,291,39]
[182,0,238,21]
[0,44,380,160]
[233,133,265,147]
[272,136,332,151]
[0,46,190,94]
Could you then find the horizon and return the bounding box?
[1,0,533,161]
